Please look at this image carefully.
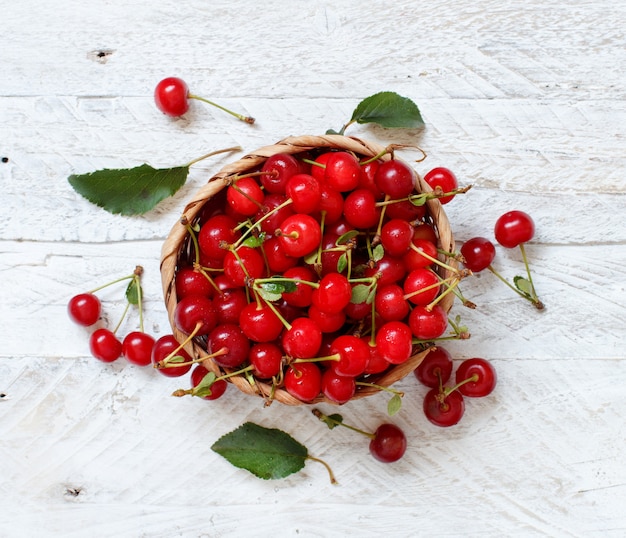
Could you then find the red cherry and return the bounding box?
[174,294,217,336]
[460,237,496,273]
[281,266,317,308]
[277,214,321,258]
[89,328,122,363]
[408,305,448,341]
[423,388,465,427]
[207,324,250,369]
[375,321,413,365]
[122,331,155,367]
[311,273,352,314]
[284,362,322,402]
[223,246,265,287]
[175,267,215,299]
[198,214,240,261]
[343,188,381,229]
[380,219,414,257]
[423,167,458,204]
[286,173,322,214]
[494,210,535,248]
[374,159,416,199]
[369,424,407,463]
[239,302,284,342]
[227,177,265,217]
[282,317,322,359]
[321,369,356,404]
[455,358,497,397]
[260,153,302,194]
[151,334,192,377]
[413,347,453,388]
[307,304,346,333]
[329,334,370,377]
[374,284,410,322]
[403,268,440,306]
[249,343,283,379]
[68,293,101,326]
[213,288,248,325]
[154,77,189,117]
[324,152,361,192]
[191,365,228,400]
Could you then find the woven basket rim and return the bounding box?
[160,134,456,405]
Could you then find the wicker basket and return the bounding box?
[160,134,456,405]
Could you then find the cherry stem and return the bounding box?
[187,94,255,124]
[409,244,460,275]
[86,272,136,294]
[292,354,340,365]
[185,146,242,168]
[111,300,131,335]
[487,263,544,309]
[312,408,375,439]
[301,158,326,169]
[442,373,479,397]
[519,243,544,310]
[306,455,338,485]
[355,381,404,398]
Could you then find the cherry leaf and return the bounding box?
[68,164,189,215]
[319,413,344,430]
[514,276,533,297]
[242,233,266,248]
[336,230,359,245]
[194,371,216,398]
[372,244,385,263]
[336,252,348,273]
[350,91,424,129]
[350,284,370,304]
[125,278,142,305]
[211,422,308,480]
[387,394,403,416]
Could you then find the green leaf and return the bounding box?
[350,91,424,130]
[350,284,371,304]
[125,278,141,305]
[194,371,216,398]
[68,164,190,216]
[336,252,348,273]
[211,422,308,480]
[320,413,344,430]
[336,230,359,245]
[243,233,266,248]
[387,394,403,416]
[257,279,298,302]
[372,244,385,262]
[514,276,533,297]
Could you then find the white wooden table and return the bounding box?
[2,1,625,536]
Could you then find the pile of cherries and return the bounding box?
[161,147,470,407]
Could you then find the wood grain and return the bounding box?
[1,0,625,536]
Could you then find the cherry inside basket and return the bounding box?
[160,135,457,406]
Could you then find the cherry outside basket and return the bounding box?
[160,134,456,405]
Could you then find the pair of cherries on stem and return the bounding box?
[415,347,497,427]
[461,210,544,310]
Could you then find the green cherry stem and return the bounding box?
[187,94,255,124]
[312,408,375,440]
[185,146,242,168]
[519,243,544,310]
[355,381,404,398]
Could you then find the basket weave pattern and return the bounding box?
[161,135,456,405]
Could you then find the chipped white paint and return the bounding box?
[1,0,625,536]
